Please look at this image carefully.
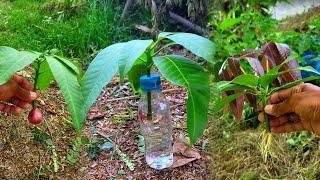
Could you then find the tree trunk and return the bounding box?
[121,0,136,20]
[151,0,160,39]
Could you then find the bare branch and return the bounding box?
[169,11,206,35]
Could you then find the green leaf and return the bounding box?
[159,33,215,62]
[269,76,320,95]
[127,60,148,94]
[154,55,210,144]
[82,43,125,115]
[297,66,320,75]
[231,74,259,88]
[214,93,244,113]
[118,40,153,82]
[259,73,280,89]
[34,60,53,90]
[53,55,80,75]
[260,66,320,88]
[219,17,242,31]
[46,55,85,132]
[215,81,252,92]
[158,32,174,38]
[0,46,39,84]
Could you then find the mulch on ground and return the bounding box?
[0,76,211,179]
[84,77,211,179]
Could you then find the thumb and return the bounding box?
[265,101,293,117]
[14,88,37,102]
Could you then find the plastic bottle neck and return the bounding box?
[142,89,162,93]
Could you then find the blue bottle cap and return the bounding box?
[303,51,314,60]
[140,74,161,92]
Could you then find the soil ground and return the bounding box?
[0,76,211,179]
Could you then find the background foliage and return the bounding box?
[0,0,150,61]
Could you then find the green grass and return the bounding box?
[0,0,151,63]
[209,116,320,179]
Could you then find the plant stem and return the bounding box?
[262,95,270,132]
[147,91,152,121]
[33,58,41,109]
[147,53,152,121]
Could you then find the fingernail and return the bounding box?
[25,103,32,109]
[265,105,273,113]
[30,92,37,99]
[14,107,22,114]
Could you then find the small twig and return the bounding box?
[135,25,152,33]
[106,88,182,102]
[173,125,187,130]
[45,119,54,142]
[96,130,115,144]
[36,143,42,180]
[170,104,183,108]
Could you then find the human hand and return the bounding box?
[258,83,320,135]
[0,75,37,114]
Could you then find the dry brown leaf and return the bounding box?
[182,148,201,159]
[172,155,197,168]
[87,112,106,120]
[172,139,201,168]
[173,140,187,154]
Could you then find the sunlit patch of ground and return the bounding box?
[279,6,320,31]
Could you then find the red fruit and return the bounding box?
[28,108,44,125]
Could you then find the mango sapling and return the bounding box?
[0,46,85,132]
[215,42,320,161]
[28,57,46,125]
[82,32,215,144]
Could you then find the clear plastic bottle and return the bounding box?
[138,74,173,170]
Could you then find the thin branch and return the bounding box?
[135,25,152,33]
[169,11,206,35]
[106,88,182,102]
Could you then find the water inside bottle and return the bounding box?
[139,106,173,170]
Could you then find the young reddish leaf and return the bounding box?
[276,43,291,60]
[261,52,276,72]
[240,57,261,107]
[218,67,245,121]
[218,68,244,121]
[232,92,245,121]
[281,59,302,83]
[219,68,233,81]
[261,47,282,86]
[241,50,261,59]
[239,58,260,107]
[228,57,242,76]
[244,57,265,76]
[262,42,285,66]
[274,43,300,83]
[246,94,257,108]
[262,42,299,85]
